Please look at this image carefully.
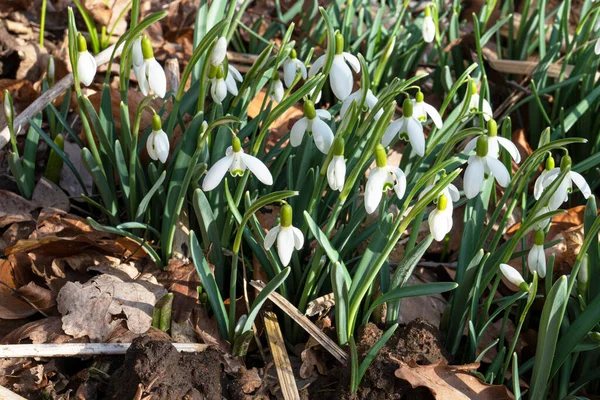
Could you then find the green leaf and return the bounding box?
[331,262,350,345]
[193,188,225,289]
[357,323,398,386]
[22,112,42,196]
[81,148,118,224]
[135,171,166,222]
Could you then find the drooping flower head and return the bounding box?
[463,134,511,199]
[283,49,307,88]
[428,193,453,241]
[464,119,521,162]
[207,37,242,104]
[340,89,382,121]
[422,5,436,43]
[134,37,166,98]
[146,113,170,163]
[364,144,407,214]
[264,204,304,266]
[327,137,346,192]
[528,229,547,278]
[76,34,97,87]
[382,97,426,156]
[290,100,334,154]
[499,263,530,292]
[413,90,443,129]
[534,152,591,210]
[462,80,492,121]
[268,70,284,103]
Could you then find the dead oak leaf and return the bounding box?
[394,360,514,400]
[0,190,38,228]
[57,269,167,341]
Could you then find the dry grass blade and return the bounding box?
[0,385,27,400]
[249,280,348,364]
[0,343,209,358]
[263,311,300,400]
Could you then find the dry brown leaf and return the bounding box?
[1,221,36,253]
[238,366,263,394]
[394,360,514,400]
[32,178,70,213]
[0,190,38,228]
[157,259,199,323]
[0,258,38,319]
[0,316,75,344]
[56,267,167,341]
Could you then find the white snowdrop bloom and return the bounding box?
[210,36,228,66]
[340,89,382,121]
[327,138,346,191]
[210,68,228,104]
[499,263,530,291]
[534,154,591,211]
[463,135,511,199]
[461,80,493,121]
[412,91,443,129]
[269,78,285,103]
[131,36,144,69]
[283,49,307,88]
[3,90,13,122]
[464,119,521,162]
[225,64,243,95]
[595,39,600,56]
[381,98,426,156]
[76,34,97,87]
[422,6,436,43]
[202,136,273,191]
[135,37,166,98]
[420,181,460,207]
[428,194,453,242]
[308,32,360,100]
[364,144,407,214]
[290,100,334,154]
[146,113,170,163]
[264,204,304,266]
[528,229,547,278]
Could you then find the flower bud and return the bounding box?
[335,31,344,55]
[3,90,13,123]
[500,263,529,291]
[210,36,227,66]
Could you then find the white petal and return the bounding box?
[211,79,227,104]
[595,39,600,56]
[135,64,149,95]
[463,137,478,154]
[241,153,273,185]
[291,227,304,250]
[447,184,460,202]
[528,245,546,278]
[342,52,360,73]
[429,210,452,241]
[496,136,521,163]
[424,103,443,129]
[329,56,353,100]
[340,91,361,119]
[264,225,280,250]
[486,156,511,187]
[297,60,307,80]
[464,156,484,199]
[488,137,500,159]
[499,263,525,287]
[534,171,548,200]
[225,73,239,96]
[308,55,326,78]
[422,16,436,43]
[482,99,493,121]
[311,118,334,154]
[229,65,243,82]
[270,80,284,102]
[570,171,591,198]
[365,168,387,214]
[146,132,157,160]
[211,37,227,66]
[290,117,308,147]
[405,117,425,156]
[549,177,570,210]
[283,60,297,88]
[316,109,332,120]
[381,119,403,147]
[131,37,144,67]
[277,226,295,266]
[152,129,170,163]
[391,167,407,199]
[146,59,166,98]
[78,51,97,87]
[202,154,234,191]
[328,156,346,191]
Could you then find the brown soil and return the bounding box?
[305,318,451,399]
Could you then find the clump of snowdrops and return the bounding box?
[7,0,600,396]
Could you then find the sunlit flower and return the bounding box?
[290,100,334,154]
[134,37,166,98]
[528,229,546,278]
[340,89,382,121]
[308,32,360,100]
[463,119,521,162]
[283,49,307,88]
[534,154,591,210]
[146,113,169,163]
[534,155,555,200]
[209,64,242,104]
[428,194,452,241]
[464,135,511,199]
[269,78,285,103]
[364,144,406,214]
[210,36,228,66]
[76,34,97,87]
[422,5,436,43]
[461,80,492,121]
[264,204,304,266]
[499,263,530,291]
[382,98,426,156]
[413,91,443,129]
[202,136,273,191]
[420,181,460,206]
[327,138,346,191]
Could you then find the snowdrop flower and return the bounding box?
[264,204,304,266]
[308,32,360,100]
[428,194,453,241]
[533,154,591,210]
[461,80,493,121]
[290,100,334,154]
[420,181,460,208]
[327,138,346,191]
[209,67,228,104]
[3,90,13,124]
[364,144,406,214]
[131,36,143,69]
[146,113,170,163]
[283,49,307,88]
[340,89,382,121]
[76,34,97,87]
[464,134,511,199]
[499,263,530,291]
[210,36,227,66]
[413,91,443,129]
[464,119,521,162]
[528,229,547,278]
[382,98,426,156]
[422,5,436,43]
[268,75,284,103]
[534,155,555,200]
[135,37,166,98]
[202,136,273,191]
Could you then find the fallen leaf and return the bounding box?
[0,258,38,319]
[305,292,335,317]
[238,366,262,394]
[57,267,167,341]
[1,221,36,252]
[157,259,199,323]
[394,361,514,400]
[32,178,70,213]
[0,190,37,227]
[0,317,75,344]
